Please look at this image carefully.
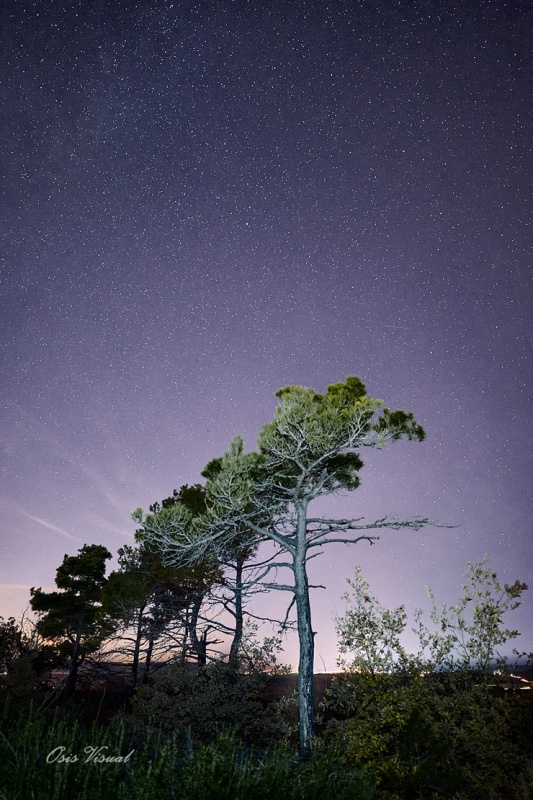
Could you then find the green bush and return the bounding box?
[324,669,533,799]
[321,559,533,800]
[123,660,291,748]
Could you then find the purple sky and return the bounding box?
[1,0,531,671]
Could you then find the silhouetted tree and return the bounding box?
[102,542,218,682]
[30,544,113,700]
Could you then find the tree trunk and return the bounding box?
[188,592,207,667]
[64,622,83,701]
[229,557,244,670]
[294,504,315,750]
[131,605,146,687]
[142,631,154,684]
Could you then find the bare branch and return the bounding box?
[308,535,379,548]
[260,582,296,593]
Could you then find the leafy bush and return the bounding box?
[124,659,292,748]
[325,668,533,799]
[322,559,533,800]
[0,614,59,714]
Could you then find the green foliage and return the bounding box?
[325,667,533,799]
[0,615,57,710]
[323,560,533,799]
[148,482,208,515]
[173,730,375,800]
[134,377,427,554]
[372,408,425,442]
[0,616,28,677]
[202,438,271,530]
[415,555,528,672]
[236,623,291,675]
[258,377,425,494]
[258,383,371,493]
[101,543,213,684]
[118,625,291,749]
[102,543,211,632]
[0,704,375,800]
[134,476,266,667]
[53,544,111,597]
[30,544,113,642]
[30,544,114,698]
[125,658,291,749]
[335,567,410,675]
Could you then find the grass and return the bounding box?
[0,703,374,800]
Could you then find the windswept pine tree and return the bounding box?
[135,376,432,749]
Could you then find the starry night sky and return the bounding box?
[1,0,531,670]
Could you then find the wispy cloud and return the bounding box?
[13,508,82,543]
[3,402,143,517]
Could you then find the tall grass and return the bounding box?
[0,704,374,800]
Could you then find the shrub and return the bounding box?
[124,660,292,748]
[322,559,533,799]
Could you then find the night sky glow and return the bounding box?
[1,0,531,670]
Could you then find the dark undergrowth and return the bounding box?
[0,701,374,800]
